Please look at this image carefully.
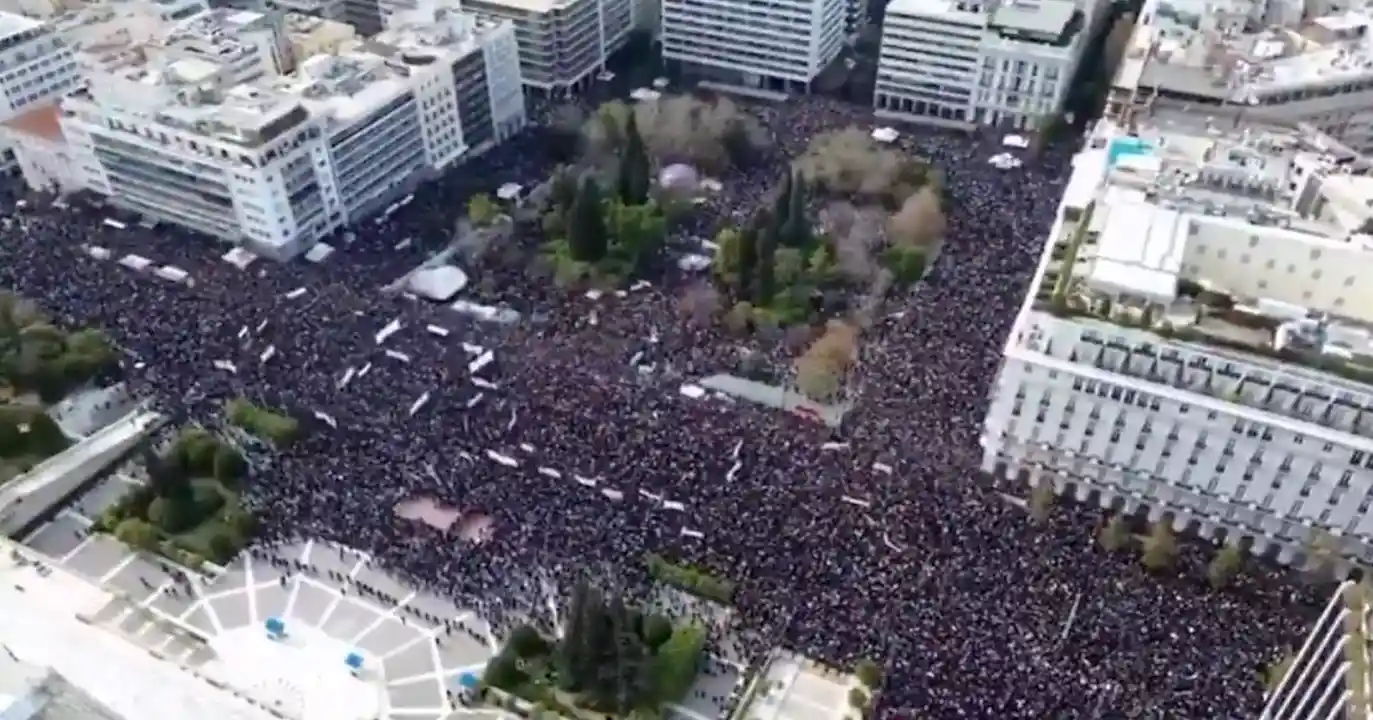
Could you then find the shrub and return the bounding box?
[854,659,883,688]
[114,518,160,551]
[174,429,220,476]
[650,623,707,703]
[645,553,735,603]
[226,398,300,446]
[192,482,226,519]
[213,444,247,484]
[147,496,195,534]
[205,529,240,564]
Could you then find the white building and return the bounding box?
[875,0,1101,129]
[984,110,1373,568]
[660,0,846,93]
[1117,1,1373,153]
[0,11,82,167]
[40,5,523,259]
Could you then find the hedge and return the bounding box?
[225,398,300,446]
[651,623,707,703]
[645,553,735,603]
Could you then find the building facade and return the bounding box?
[984,114,1373,568]
[660,0,846,92]
[875,0,1099,129]
[0,11,82,165]
[45,7,523,259]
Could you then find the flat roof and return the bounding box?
[745,654,855,720]
[0,11,42,40]
[1088,191,1187,300]
[0,540,277,720]
[4,103,64,142]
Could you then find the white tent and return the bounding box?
[1002,134,1029,148]
[871,127,899,144]
[304,242,335,263]
[154,265,190,284]
[630,88,661,102]
[659,163,700,192]
[497,183,524,202]
[86,246,112,261]
[118,254,154,271]
[406,265,469,301]
[223,247,258,269]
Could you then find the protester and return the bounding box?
[0,98,1321,719]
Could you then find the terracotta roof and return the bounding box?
[4,103,64,143]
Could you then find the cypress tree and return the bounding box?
[568,177,608,262]
[787,172,809,247]
[736,225,758,298]
[753,212,778,304]
[618,112,651,205]
[557,580,594,691]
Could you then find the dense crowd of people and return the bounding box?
[0,96,1325,718]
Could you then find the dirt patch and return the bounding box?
[394,497,462,531]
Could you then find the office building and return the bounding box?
[0,11,82,168]
[1112,0,1373,152]
[1262,581,1369,720]
[874,0,1101,129]
[0,0,205,21]
[983,106,1373,568]
[41,5,523,259]
[455,0,648,93]
[661,0,846,93]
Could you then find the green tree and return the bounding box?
[25,412,67,457]
[509,624,550,659]
[557,579,599,692]
[1141,522,1178,571]
[735,226,759,299]
[784,173,810,247]
[774,247,805,288]
[114,517,159,551]
[224,508,257,539]
[854,659,883,688]
[847,688,870,710]
[1208,543,1245,589]
[549,166,580,214]
[483,651,524,691]
[468,193,499,227]
[883,246,927,286]
[175,429,219,477]
[1098,516,1130,553]
[145,449,191,503]
[205,528,240,563]
[617,112,651,206]
[642,614,674,651]
[213,443,247,485]
[713,227,744,286]
[607,199,666,265]
[0,416,20,457]
[147,496,193,534]
[753,222,778,305]
[568,178,608,263]
[651,624,706,703]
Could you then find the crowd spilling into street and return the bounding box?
[0,96,1324,718]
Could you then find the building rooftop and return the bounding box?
[4,102,65,141]
[1139,3,1373,99]
[1030,113,1373,392]
[0,541,278,720]
[0,9,41,39]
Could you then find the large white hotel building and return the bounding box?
[983,102,1373,570]
[0,2,526,260]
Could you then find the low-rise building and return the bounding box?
[0,11,83,168]
[660,0,847,93]
[874,0,1102,129]
[984,108,1373,567]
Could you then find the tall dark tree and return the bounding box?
[736,225,759,298]
[567,178,608,262]
[785,172,810,247]
[617,112,651,205]
[557,579,595,691]
[772,172,792,229]
[143,447,191,502]
[752,213,778,304]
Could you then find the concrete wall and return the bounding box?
[0,408,162,537]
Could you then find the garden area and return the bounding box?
[96,426,255,569]
[0,291,120,483]
[483,579,708,719]
[645,552,735,604]
[226,397,301,447]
